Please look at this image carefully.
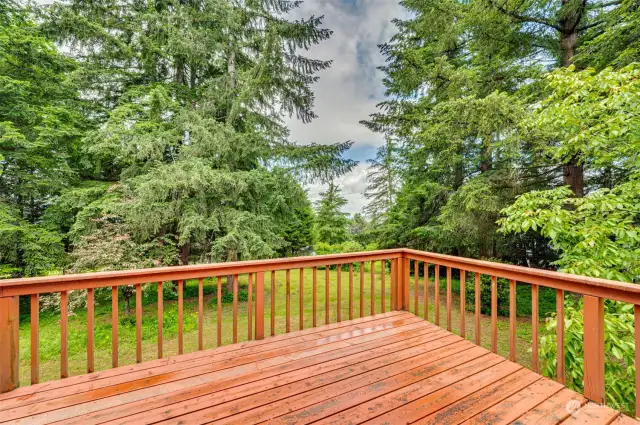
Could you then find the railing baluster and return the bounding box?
[217,277,222,346]
[446,267,452,331]
[158,282,163,358]
[178,280,184,354]
[475,273,481,346]
[460,270,466,338]
[491,276,497,353]
[359,262,364,317]
[255,272,264,340]
[248,273,253,340]
[390,259,396,310]
[532,284,539,373]
[337,265,342,322]
[61,290,68,378]
[434,265,440,326]
[556,288,564,384]
[423,263,428,321]
[381,260,386,314]
[299,269,304,330]
[87,288,94,373]
[136,283,142,363]
[312,267,317,328]
[233,275,238,343]
[198,278,204,350]
[509,279,516,362]
[635,304,640,419]
[414,260,418,315]
[370,261,375,316]
[111,286,118,368]
[325,267,330,324]
[286,269,291,333]
[30,294,39,384]
[349,264,354,319]
[270,271,275,336]
[583,295,604,403]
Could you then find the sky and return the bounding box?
[285,0,406,214]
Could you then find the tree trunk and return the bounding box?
[180,243,190,266]
[558,0,585,197]
[226,248,238,293]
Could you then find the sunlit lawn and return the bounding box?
[18,266,546,386]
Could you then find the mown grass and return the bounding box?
[17,266,552,387]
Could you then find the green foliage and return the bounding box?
[315,182,350,245]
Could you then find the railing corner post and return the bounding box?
[255,271,265,340]
[0,296,19,393]
[583,295,605,403]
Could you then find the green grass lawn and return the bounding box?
[18,267,550,387]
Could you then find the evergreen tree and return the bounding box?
[364,138,398,224]
[315,182,349,245]
[43,0,355,268]
[0,2,85,276]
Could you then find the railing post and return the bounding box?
[390,258,397,310]
[255,272,265,340]
[401,256,410,311]
[0,296,19,393]
[583,295,605,403]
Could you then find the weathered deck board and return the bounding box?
[0,312,635,425]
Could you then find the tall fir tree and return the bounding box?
[315,182,349,245]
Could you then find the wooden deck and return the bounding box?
[0,311,636,425]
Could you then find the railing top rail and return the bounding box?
[0,249,404,297]
[405,249,640,304]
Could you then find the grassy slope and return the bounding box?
[18,267,550,386]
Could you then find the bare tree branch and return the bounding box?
[486,0,562,31]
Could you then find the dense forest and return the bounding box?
[0,0,361,279]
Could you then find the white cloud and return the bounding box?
[286,0,405,215]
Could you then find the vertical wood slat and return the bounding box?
[460,271,465,338]
[111,286,118,368]
[299,269,304,330]
[556,288,565,384]
[312,267,317,328]
[135,283,142,363]
[475,273,481,346]
[157,282,163,358]
[0,296,19,392]
[381,261,386,314]
[583,295,604,403]
[30,294,39,384]
[509,279,516,362]
[286,269,291,333]
[349,264,354,320]
[248,273,253,340]
[325,267,330,325]
[635,305,640,419]
[414,260,418,315]
[270,271,276,336]
[87,288,94,373]
[233,275,238,343]
[198,278,204,350]
[255,272,265,340]
[390,259,396,311]
[403,257,410,310]
[178,280,184,354]
[491,276,498,353]
[532,284,539,373]
[337,265,342,322]
[370,261,375,316]
[359,262,364,317]
[423,264,429,321]
[217,277,222,346]
[446,267,452,331]
[61,291,68,378]
[434,265,440,326]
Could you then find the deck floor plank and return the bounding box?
[0,312,636,425]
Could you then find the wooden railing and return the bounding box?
[1,248,639,416]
